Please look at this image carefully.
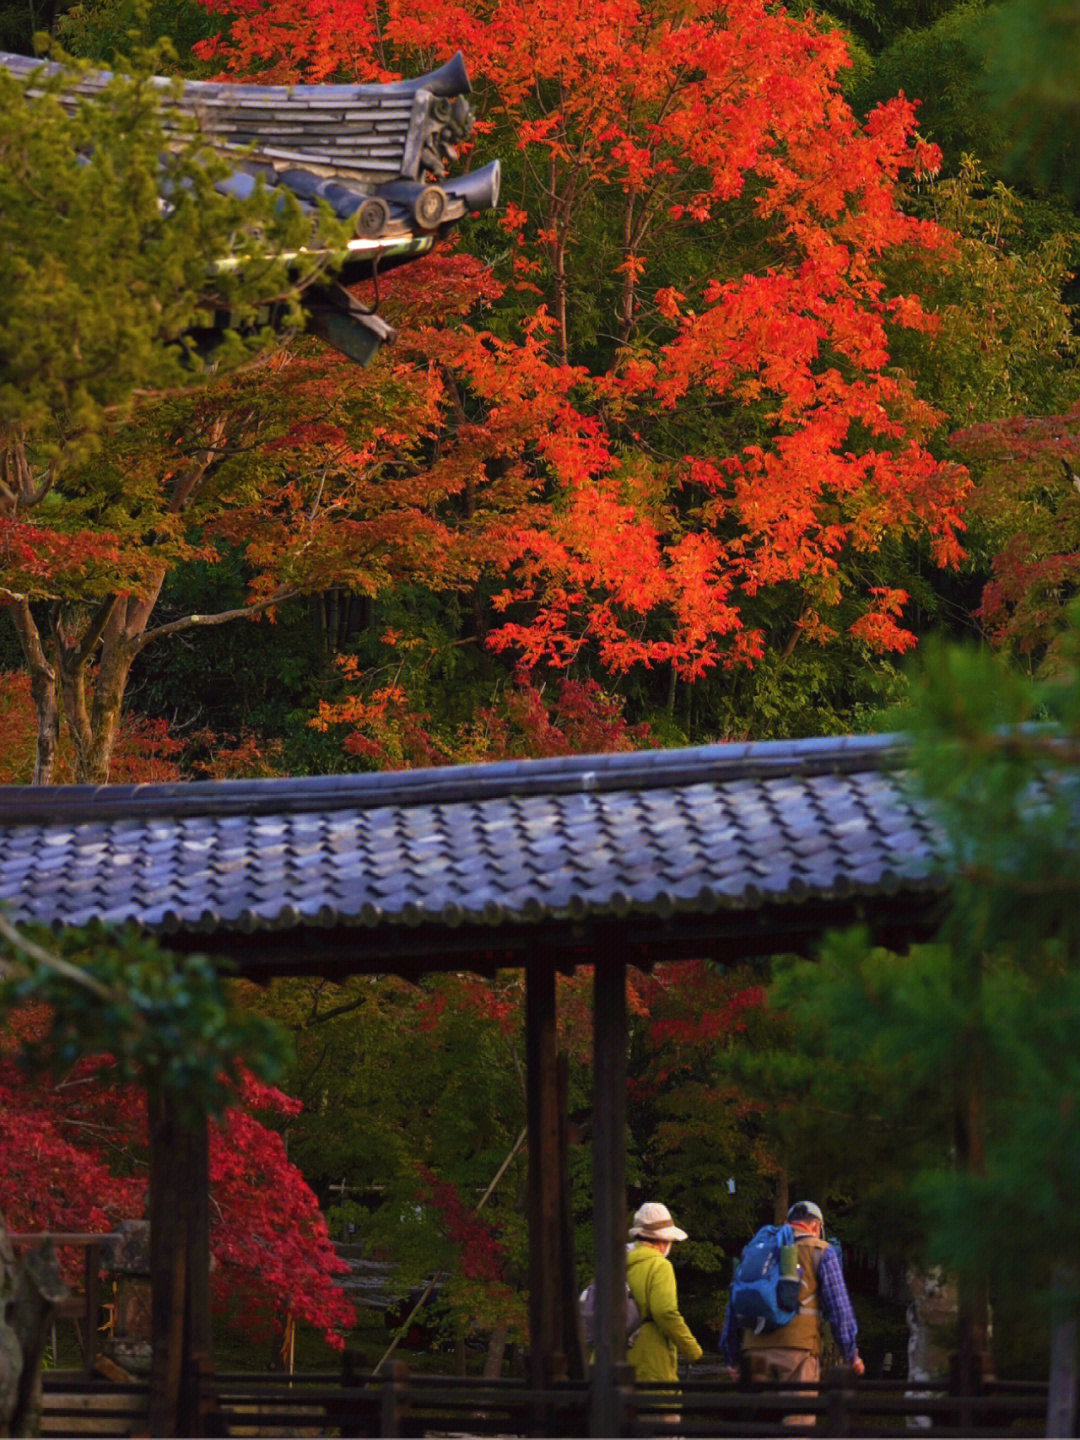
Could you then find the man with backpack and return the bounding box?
[720,1200,864,1425]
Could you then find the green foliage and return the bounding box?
[893,616,1080,966]
[775,938,965,1101]
[849,4,1002,167]
[883,160,1080,435]
[0,46,335,471]
[770,937,964,1255]
[700,641,909,742]
[816,0,979,50]
[128,549,333,747]
[915,963,1080,1292]
[239,972,530,1339]
[56,0,222,67]
[1,924,290,1120]
[974,0,1080,202]
[770,604,1080,1334]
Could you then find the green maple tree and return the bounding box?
[0,48,353,782]
[771,606,1080,1374]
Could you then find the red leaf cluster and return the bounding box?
[952,400,1080,659]
[187,0,971,685]
[0,1012,355,1345]
[414,1165,507,1284]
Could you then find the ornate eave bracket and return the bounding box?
[1,49,501,364]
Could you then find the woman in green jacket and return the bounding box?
[625,1202,703,1385]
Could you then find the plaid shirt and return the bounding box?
[720,1242,859,1364]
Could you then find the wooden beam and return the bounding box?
[591,928,627,1437]
[1047,1265,1078,1439]
[157,889,945,983]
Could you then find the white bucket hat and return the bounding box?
[629,1202,688,1242]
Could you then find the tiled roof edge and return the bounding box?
[0,732,909,824]
[0,49,472,102]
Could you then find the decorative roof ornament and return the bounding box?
[0,49,500,364]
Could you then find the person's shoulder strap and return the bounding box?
[627,1257,649,1321]
[799,1234,831,1276]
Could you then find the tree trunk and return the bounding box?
[773,1164,790,1225]
[617,194,637,346]
[4,424,221,786]
[82,631,138,785]
[548,151,570,368]
[954,964,992,1389]
[483,1320,510,1380]
[11,1243,69,1436]
[7,602,60,785]
[0,1222,23,1433]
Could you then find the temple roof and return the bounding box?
[1,49,500,363]
[0,734,950,977]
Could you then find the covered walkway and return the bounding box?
[0,733,950,1434]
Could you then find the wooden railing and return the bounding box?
[40,1377,148,1437]
[41,1361,1049,1437]
[644,1371,1048,1438]
[7,1231,119,1377]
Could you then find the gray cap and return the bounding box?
[787,1200,824,1225]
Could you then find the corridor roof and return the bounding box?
[0,734,948,976]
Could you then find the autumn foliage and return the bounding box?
[0,1004,354,1346]
[194,0,970,695]
[952,397,1080,666]
[0,0,983,784]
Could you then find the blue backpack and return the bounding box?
[729,1223,801,1334]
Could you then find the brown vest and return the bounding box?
[743,1235,829,1354]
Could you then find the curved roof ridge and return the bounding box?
[0,732,907,824]
[0,49,472,103]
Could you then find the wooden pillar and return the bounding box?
[558,1052,585,1383]
[147,1087,212,1438]
[1047,1265,1078,1439]
[83,1242,101,1375]
[182,1110,212,1437]
[526,948,566,1390]
[591,928,627,1438]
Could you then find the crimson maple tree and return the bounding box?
[194,0,971,708]
[0,1002,355,1347]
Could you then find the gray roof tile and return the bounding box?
[0,734,950,966]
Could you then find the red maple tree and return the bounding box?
[0,1004,355,1347]
[195,0,970,689]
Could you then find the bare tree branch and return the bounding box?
[135,589,302,654]
[0,912,114,1001]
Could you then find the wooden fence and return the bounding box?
[42,1361,1049,1437]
